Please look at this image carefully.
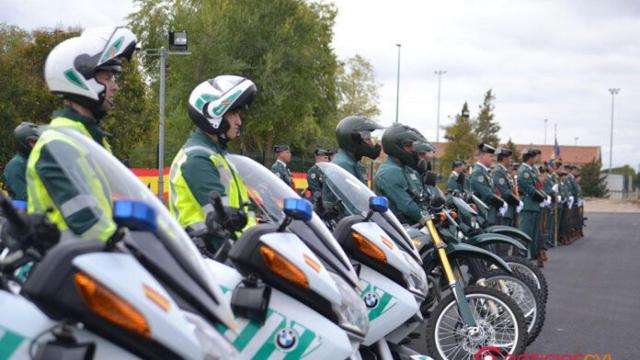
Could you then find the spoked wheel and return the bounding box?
[475,269,546,345]
[500,256,548,304]
[426,285,527,360]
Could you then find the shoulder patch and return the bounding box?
[310,173,316,179]
[524,172,530,178]
[477,175,484,183]
[498,178,505,185]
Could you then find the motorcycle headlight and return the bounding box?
[402,251,428,300]
[329,273,369,338]
[183,312,239,359]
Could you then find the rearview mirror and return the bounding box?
[423,171,438,187]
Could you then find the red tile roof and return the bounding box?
[431,142,600,165]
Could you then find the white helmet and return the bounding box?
[45,26,137,119]
[188,75,257,140]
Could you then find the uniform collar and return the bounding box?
[277,159,288,167]
[497,163,508,171]
[336,149,357,164]
[191,128,225,153]
[523,163,533,170]
[476,162,490,172]
[53,105,109,144]
[452,170,459,177]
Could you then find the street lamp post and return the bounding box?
[144,31,191,200]
[574,137,579,146]
[435,70,446,143]
[395,43,401,124]
[608,88,620,174]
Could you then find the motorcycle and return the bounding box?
[191,154,371,359]
[0,127,238,359]
[318,163,528,359]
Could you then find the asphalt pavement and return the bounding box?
[409,212,640,359]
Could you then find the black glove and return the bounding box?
[532,190,546,202]
[1,212,59,255]
[489,194,506,208]
[505,193,520,207]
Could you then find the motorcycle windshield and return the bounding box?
[227,154,359,288]
[36,127,233,328]
[318,162,421,262]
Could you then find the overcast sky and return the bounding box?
[2,0,638,169]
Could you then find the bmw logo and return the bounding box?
[275,328,298,351]
[363,292,380,309]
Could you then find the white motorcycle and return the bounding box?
[189,154,370,359]
[317,162,432,359]
[0,127,238,359]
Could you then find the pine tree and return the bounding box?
[581,157,608,197]
[504,138,521,163]
[439,102,477,175]
[475,89,500,147]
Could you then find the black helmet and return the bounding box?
[381,124,425,167]
[335,115,384,160]
[14,122,40,156]
[188,75,257,141]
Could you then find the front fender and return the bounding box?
[468,232,528,253]
[484,225,532,244]
[421,241,512,274]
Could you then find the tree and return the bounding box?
[336,54,381,120]
[581,157,608,197]
[0,26,80,179]
[474,89,500,147]
[439,102,477,175]
[504,138,521,163]
[0,24,156,176]
[129,0,340,165]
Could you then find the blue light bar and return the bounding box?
[113,200,157,232]
[369,196,388,213]
[283,198,312,221]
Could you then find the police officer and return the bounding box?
[271,145,294,188]
[306,148,330,204]
[447,160,467,194]
[493,148,520,226]
[518,149,547,266]
[3,122,39,201]
[26,27,137,242]
[169,76,257,251]
[332,115,384,183]
[470,143,507,226]
[374,124,425,224]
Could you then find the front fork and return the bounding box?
[425,218,477,327]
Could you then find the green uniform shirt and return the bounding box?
[493,164,516,219]
[470,163,496,204]
[332,149,367,184]
[374,157,423,224]
[447,171,463,194]
[517,163,541,213]
[177,129,228,207]
[271,160,293,188]
[306,164,324,203]
[3,153,28,201]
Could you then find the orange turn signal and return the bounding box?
[260,246,309,288]
[74,272,150,338]
[352,232,387,263]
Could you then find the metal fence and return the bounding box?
[608,190,640,200]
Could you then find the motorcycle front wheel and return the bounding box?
[425,285,527,360]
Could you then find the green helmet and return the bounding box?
[335,115,384,160]
[381,124,425,167]
[14,122,40,156]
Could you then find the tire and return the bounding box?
[474,269,546,345]
[425,285,528,360]
[501,256,549,305]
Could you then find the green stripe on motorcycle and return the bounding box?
[0,330,24,360]
[252,317,287,359]
[283,329,316,359]
[368,292,393,321]
[234,319,262,351]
